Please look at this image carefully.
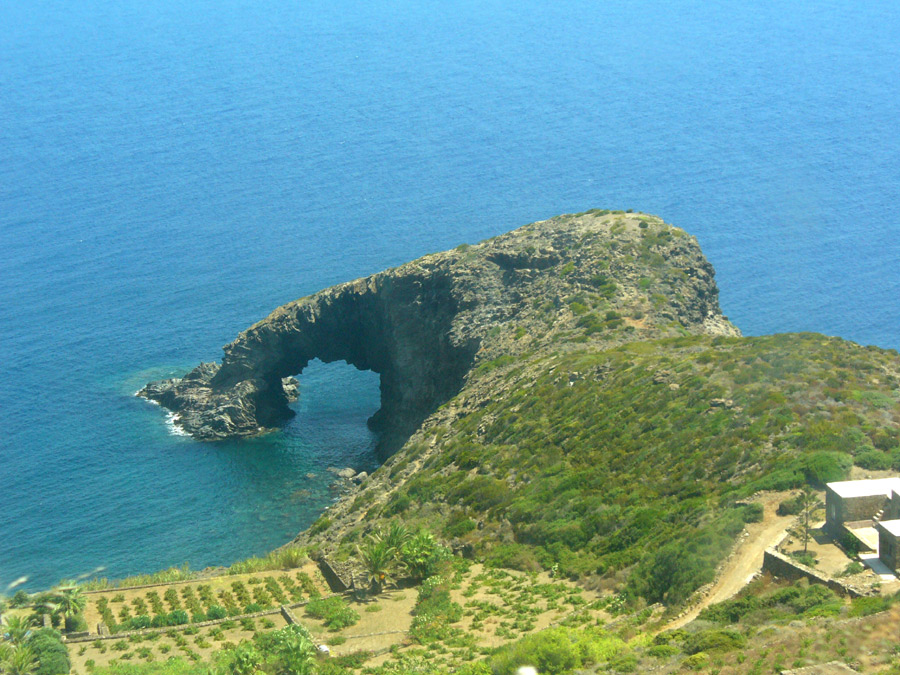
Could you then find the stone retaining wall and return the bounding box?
[761,549,869,598]
[316,558,351,593]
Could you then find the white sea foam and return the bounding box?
[165,411,190,437]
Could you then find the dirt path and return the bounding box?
[663,492,795,631]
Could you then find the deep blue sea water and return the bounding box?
[2,0,899,591]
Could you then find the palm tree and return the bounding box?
[0,641,13,664]
[53,584,86,628]
[2,615,34,645]
[3,645,38,675]
[381,522,411,552]
[359,537,397,594]
[799,486,817,554]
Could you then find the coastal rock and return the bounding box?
[139,210,739,456]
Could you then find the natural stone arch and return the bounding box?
[141,268,480,458]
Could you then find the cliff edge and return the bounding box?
[139,210,739,456]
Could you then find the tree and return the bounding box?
[799,486,817,555]
[27,629,69,675]
[51,586,85,622]
[9,591,30,609]
[3,645,38,675]
[381,522,411,552]
[359,536,397,594]
[48,586,86,633]
[2,615,35,646]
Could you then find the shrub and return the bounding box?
[683,652,709,670]
[167,610,189,626]
[683,628,746,654]
[128,615,151,630]
[741,503,764,523]
[308,517,332,536]
[444,512,477,538]
[64,614,88,633]
[849,595,893,617]
[840,533,863,556]
[854,449,892,471]
[28,628,70,675]
[789,551,817,568]
[304,596,359,630]
[837,561,865,577]
[205,605,228,620]
[802,451,851,486]
[252,625,315,674]
[400,532,451,581]
[777,496,804,516]
[409,576,463,644]
[489,627,582,674]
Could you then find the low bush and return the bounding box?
[205,605,227,621]
[64,614,88,633]
[683,628,746,654]
[488,626,622,675]
[854,449,892,470]
[167,610,189,626]
[849,595,893,617]
[777,495,804,516]
[409,576,463,644]
[304,596,359,630]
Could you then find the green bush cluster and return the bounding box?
[488,626,627,675]
[408,575,463,644]
[304,596,359,630]
[698,581,842,624]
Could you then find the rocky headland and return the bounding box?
[139,210,739,457]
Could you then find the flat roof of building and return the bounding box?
[827,477,900,499]
[876,519,900,537]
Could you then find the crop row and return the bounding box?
[93,573,321,632]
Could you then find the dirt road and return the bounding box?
[663,492,795,631]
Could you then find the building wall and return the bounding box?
[877,528,900,572]
[888,491,900,521]
[825,487,889,528]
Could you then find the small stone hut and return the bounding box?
[825,477,900,572]
[824,477,900,531]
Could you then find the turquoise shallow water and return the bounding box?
[1,0,899,590]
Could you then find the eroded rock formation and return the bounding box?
[139,210,739,456]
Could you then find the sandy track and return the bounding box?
[663,492,795,631]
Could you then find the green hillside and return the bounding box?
[311,332,900,606]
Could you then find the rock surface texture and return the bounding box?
[139,210,739,456]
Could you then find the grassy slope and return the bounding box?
[332,332,900,605]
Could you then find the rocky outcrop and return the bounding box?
[139,210,739,456]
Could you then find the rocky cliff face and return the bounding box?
[139,210,739,456]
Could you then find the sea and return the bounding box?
[1,0,899,591]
